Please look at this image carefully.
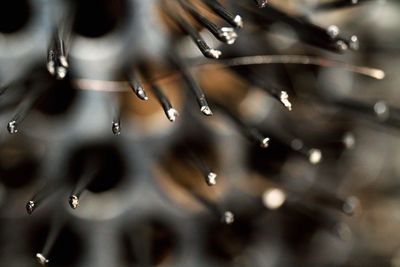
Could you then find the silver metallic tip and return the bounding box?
[205,49,222,59]
[56,67,68,80]
[36,253,49,266]
[69,195,79,209]
[137,88,149,101]
[349,35,359,51]
[206,172,217,186]
[47,56,69,80]
[234,15,243,28]
[167,108,179,122]
[47,61,55,76]
[26,200,35,215]
[222,211,235,225]
[343,132,355,149]
[280,91,292,111]
[260,137,270,148]
[308,149,322,164]
[327,25,340,39]
[112,121,121,135]
[374,100,389,120]
[336,40,348,51]
[220,27,238,45]
[59,56,69,68]
[201,105,213,116]
[257,0,268,8]
[7,120,18,134]
[342,196,358,215]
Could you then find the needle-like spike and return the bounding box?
[185,146,218,186]
[213,101,270,147]
[7,86,45,134]
[178,0,238,44]
[140,67,180,122]
[26,181,58,215]
[240,3,357,52]
[47,30,69,80]
[127,72,149,101]
[35,217,64,266]
[170,52,213,116]
[164,1,221,58]
[255,0,268,8]
[201,0,243,28]
[68,168,97,210]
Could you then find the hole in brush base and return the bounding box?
[68,143,126,193]
[0,0,31,34]
[0,139,42,189]
[72,0,128,38]
[121,218,178,267]
[35,78,78,117]
[204,212,255,264]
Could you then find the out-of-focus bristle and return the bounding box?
[148,82,179,122]
[255,0,268,8]
[262,188,286,210]
[308,149,322,165]
[127,72,149,101]
[222,211,235,224]
[206,172,217,186]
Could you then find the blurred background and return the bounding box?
[0,0,399,266]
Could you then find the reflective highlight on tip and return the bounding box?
[255,0,268,8]
[280,91,292,111]
[112,121,121,135]
[36,253,49,266]
[26,200,36,215]
[167,108,179,122]
[220,27,238,45]
[308,148,322,164]
[7,120,18,134]
[262,188,286,210]
[205,48,222,59]
[201,105,213,116]
[260,137,270,148]
[206,172,217,186]
[69,195,79,209]
[222,211,235,224]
